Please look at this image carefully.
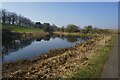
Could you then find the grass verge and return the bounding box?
[68,34,116,78]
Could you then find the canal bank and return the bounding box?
[2,34,115,78]
[2,34,86,62]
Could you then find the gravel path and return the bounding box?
[101,35,119,78]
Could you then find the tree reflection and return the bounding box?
[2,37,34,56]
[66,36,78,43]
[36,38,42,41]
[2,34,87,59]
[43,35,51,41]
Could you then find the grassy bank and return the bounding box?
[2,23,43,33]
[53,31,92,37]
[68,34,116,78]
[2,23,50,42]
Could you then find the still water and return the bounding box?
[2,35,87,63]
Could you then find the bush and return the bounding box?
[66,24,79,32]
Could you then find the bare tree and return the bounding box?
[2,9,35,27]
[11,12,17,25]
[6,12,12,24]
[2,9,7,23]
[0,9,2,23]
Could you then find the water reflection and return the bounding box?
[65,36,78,43]
[2,34,87,62]
[2,38,34,55]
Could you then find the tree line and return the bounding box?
[1,9,34,27]
[1,9,109,34]
[56,24,108,34]
[1,9,58,32]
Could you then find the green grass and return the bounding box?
[2,23,43,33]
[54,31,92,37]
[68,34,116,78]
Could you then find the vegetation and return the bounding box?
[84,25,92,34]
[2,9,111,34]
[1,9,56,33]
[68,34,116,78]
[55,24,110,35]
[2,9,117,78]
[2,9,34,27]
[35,22,42,28]
[2,23,43,33]
[65,24,79,32]
[3,34,115,78]
[42,23,53,33]
[53,32,92,37]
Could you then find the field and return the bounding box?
[2,23,43,33]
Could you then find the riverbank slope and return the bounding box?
[3,33,116,78]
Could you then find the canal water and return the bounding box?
[2,35,88,63]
